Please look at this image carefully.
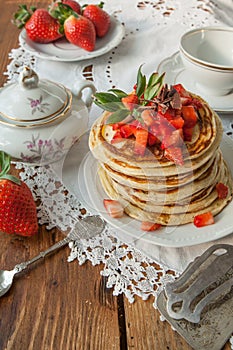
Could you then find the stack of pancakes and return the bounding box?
[89,94,233,226]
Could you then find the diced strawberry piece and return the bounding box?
[131,119,144,129]
[164,147,184,166]
[182,105,198,128]
[141,109,156,126]
[148,123,161,146]
[120,124,135,138]
[170,116,184,129]
[141,221,161,231]
[158,107,176,121]
[192,98,203,109]
[112,123,120,130]
[103,199,124,218]
[183,126,194,142]
[162,129,183,149]
[180,96,193,106]
[183,129,192,142]
[134,128,148,155]
[158,118,173,139]
[149,123,161,138]
[111,130,123,144]
[121,93,139,111]
[148,132,159,146]
[194,212,214,227]
[173,84,190,98]
[216,183,229,199]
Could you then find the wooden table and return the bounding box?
[0,1,231,349]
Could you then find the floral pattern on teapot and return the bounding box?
[27,95,50,115]
[20,134,79,164]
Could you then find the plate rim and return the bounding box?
[157,51,233,113]
[19,16,125,62]
[76,134,233,248]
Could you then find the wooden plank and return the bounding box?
[0,228,121,350]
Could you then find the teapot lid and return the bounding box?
[0,67,70,123]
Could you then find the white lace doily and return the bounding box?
[5,0,233,346]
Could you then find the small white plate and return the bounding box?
[19,16,125,62]
[75,134,233,248]
[157,51,233,113]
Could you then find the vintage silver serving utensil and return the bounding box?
[157,244,233,350]
[0,215,105,297]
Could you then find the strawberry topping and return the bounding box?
[194,212,214,228]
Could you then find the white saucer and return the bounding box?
[19,16,125,62]
[157,51,233,113]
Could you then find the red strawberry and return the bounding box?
[134,127,148,155]
[103,199,124,218]
[121,93,139,111]
[183,126,194,142]
[50,0,81,14]
[120,124,135,138]
[0,152,38,236]
[181,105,198,128]
[194,212,214,228]
[170,116,184,129]
[82,2,111,37]
[141,109,155,126]
[14,5,63,43]
[141,221,161,231]
[164,147,184,166]
[50,3,96,51]
[64,14,96,51]
[216,183,228,199]
[173,84,190,98]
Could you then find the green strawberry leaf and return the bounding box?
[0,151,21,185]
[106,109,130,124]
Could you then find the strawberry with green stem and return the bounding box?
[82,2,111,37]
[49,0,81,15]
[50,2,96,51]
[0,152,38,236]
[13,4,63,43]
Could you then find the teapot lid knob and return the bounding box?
[20,66,39,89]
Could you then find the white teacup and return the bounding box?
[180,26,233,96]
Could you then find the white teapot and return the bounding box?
[0,66,96,165]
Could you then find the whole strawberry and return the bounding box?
[50,3,96,51]
[0,152,38,237]
[82,2,110,37]
[49,0,81,15]
[14,5,63,43]
[64,15,96,51]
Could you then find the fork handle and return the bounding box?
[14,236,71,274]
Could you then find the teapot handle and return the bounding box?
[72,80,96,109]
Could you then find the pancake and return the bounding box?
[89,84,233,227]
[98,160,232,225]
[89,94,223,176]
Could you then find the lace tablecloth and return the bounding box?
[5,0,233,347]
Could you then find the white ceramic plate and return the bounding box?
[157,51,233,113]
[19,16,125,62]
[75,134,233,248]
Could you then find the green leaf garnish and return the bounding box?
[106,109,130,124]
[108,89,128,99]
[136,65,146,98]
